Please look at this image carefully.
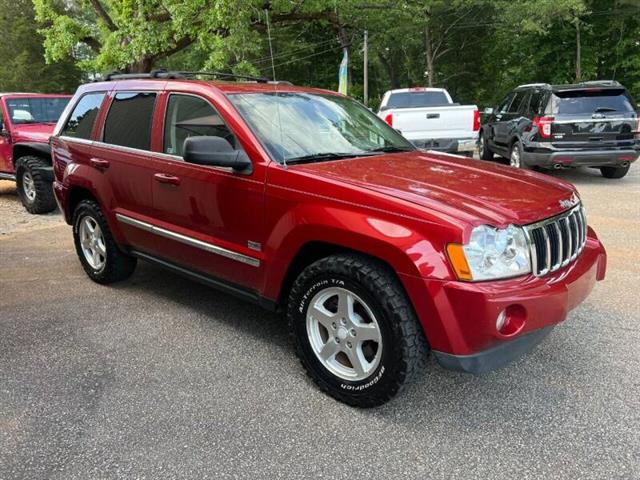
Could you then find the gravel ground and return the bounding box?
[1,165,639,480]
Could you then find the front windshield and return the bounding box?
[228,92,415,163]
[6,97,70,125]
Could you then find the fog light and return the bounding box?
[496,309,507,331]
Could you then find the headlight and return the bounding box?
[447,225,531,281]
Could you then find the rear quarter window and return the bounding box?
[61,93,106,140]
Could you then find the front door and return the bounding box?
[0,101,13,173]
[148,92,266,291]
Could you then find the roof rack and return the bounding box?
[516,83,551,89]
[577,80,621,87]
[100,69,271,83]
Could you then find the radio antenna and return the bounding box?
[265,9,286,168]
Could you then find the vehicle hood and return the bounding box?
[294,152,579,226]
[10,124,55,144]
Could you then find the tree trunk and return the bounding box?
[378,53,400,89]
[424,20,434,87]
[575,20,581,82]
[127,56,154,73]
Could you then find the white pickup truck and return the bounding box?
[377,87,480,156]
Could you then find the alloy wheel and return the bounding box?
[22,172,36,202]
[79,215,107,271]
[510,145,521,168]
[306,287,382,381]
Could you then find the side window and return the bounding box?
[497,93,514,114]
[61,93,105,139]
[509,91,528,114]
[103,92,156,150]
[164,94,239,157]
[529,90,546,115]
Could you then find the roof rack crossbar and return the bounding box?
[99,69,271,83]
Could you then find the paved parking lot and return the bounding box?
[1,165,639,480]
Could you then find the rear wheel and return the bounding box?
[479,132,493,160]
[72,199,137,284]
[287,253,429,408]
[600,164,630,179]
[15,156,56,214]
[509,141,529,169]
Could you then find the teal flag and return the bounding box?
[338,49,348,95]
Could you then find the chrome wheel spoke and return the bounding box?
[79,215,106,271]
[319,340,339,361]
[345,347,366,377]
[309,304,336,331]
[95,240,107,256]
[355,323,379,343]
[337,291,355,321]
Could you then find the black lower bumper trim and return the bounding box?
[433,326,554,374]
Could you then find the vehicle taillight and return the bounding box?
[384,113,393,127]
[533,116,554,139]
[473,109,480,132]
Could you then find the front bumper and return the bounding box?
[400,229,607,374]
[523,147,639,168]
[412,137,477,153]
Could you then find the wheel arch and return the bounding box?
[13,143,51,169]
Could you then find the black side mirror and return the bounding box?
[183,136,252,174]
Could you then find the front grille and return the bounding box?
[524,205,587,276]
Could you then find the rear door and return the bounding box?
[549,88,638,149]
[92,90,163,255]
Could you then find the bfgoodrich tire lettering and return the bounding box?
[287,253,429,407]
[72,199,137,284]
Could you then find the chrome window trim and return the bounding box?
[56,135,94,145]
[115,213,260,267]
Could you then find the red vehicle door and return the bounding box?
[0,100,13,173]
[146,91,267,291]
[92,90,164,256]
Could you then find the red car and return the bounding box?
[0,93,71,213]
[51,73,607,407]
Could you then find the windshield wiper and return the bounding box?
[366,145,415,153]
[286,152,372,164]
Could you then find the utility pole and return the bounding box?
[575,19,582,82]
[363,30,369,107]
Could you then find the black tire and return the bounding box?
[509,141,529,169]
[15,156,56,214]
[479,131,493,160]
[287,253,429,408]
[72,199,137,284]
[600,165,630,179]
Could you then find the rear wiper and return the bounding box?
[367,146,415,153]
[286,152,372,164]
[594,107,617,113]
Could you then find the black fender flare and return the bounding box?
[13,143,54,181]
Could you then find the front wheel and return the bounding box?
[287,254,429,407]
[600,164,630,179]
[15,156,56,214]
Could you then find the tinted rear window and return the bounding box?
[385,91,450,109]
[6,97,69,125]
[61,93,105,140]
[552,89,636,115]
[103,92,156,150]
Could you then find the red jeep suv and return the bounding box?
[0,93,71,213]
[51,72,607,407]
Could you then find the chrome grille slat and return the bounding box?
[524,204,587,277]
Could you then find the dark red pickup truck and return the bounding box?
[51,73,607,407]
[0,93,71,213]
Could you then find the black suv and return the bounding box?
[479,81,639,179]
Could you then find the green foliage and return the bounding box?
[0,0,81,93]
[29,0,640,105]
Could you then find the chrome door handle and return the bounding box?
[154,173,181,186]
[89,158,110,170]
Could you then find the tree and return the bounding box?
[33,0,345,74]
[0,0,81,93]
